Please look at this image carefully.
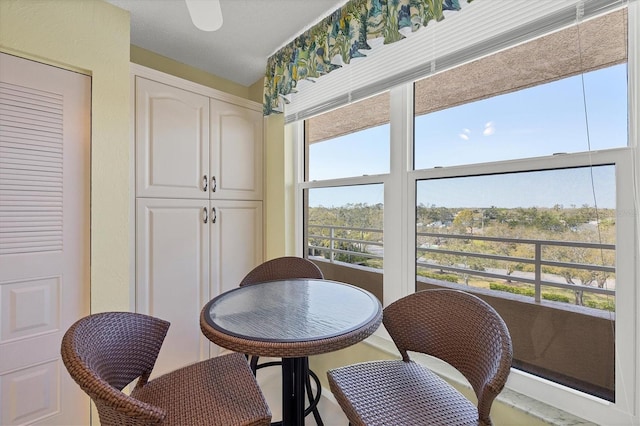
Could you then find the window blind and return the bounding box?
[285,0,627,124]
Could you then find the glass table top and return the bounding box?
[204,279,381,343]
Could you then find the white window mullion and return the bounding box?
[290,120,305,257]
[384,85,412,307]
[626,0,640,420]
[405,84,417,301]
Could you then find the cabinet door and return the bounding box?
[210,200,263,302]
[136,198,210,376]
[209,200,262,356]
[136,77,210,199]
[210,99,263,200]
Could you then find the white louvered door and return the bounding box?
[0,53,90,425]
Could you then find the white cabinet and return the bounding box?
[133,67,264,372]
[211,200,263,296]
[136,77,263,201]
[135,198,210,377]
[210,98,263,200]
[136,198,263,376]
[135,77,210,199]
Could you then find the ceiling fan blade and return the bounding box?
[185,0,223,32]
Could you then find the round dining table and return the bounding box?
[200,278,383,426]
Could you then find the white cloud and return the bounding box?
[459,133,469,141]
[483,121,495,136]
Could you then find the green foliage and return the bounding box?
[490,283,535,296]
[583,293,616,312]
[542,293,571,303]
[308,202,383,230]
[415,204,616,237]
[585,300,615,312]
[417,270,459,283]
[334,241,369,264]
[453,209,475,233]
[488,283,569,303]
[312,203,616,311]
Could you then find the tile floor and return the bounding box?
[255,359,348,426]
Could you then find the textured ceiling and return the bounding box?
[104,0,348,87]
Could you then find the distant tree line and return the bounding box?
[308,203,616,310]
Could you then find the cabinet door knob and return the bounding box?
[211,207,217,224]
[211,176,217,192]
[203,175,208,192]
[203,207,208,224]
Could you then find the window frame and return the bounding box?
[410,145,634,419]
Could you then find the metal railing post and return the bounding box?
[535,242,542,302]
[330,227,335,263]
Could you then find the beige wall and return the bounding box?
[264,114,289,258]
[131,45,257,101]
[0,0,132,312]
[248,78,265,105]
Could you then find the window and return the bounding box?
[414,64,627,169]
[294,3,635,424]
[416,164,617,400]
[303,93,390,301]
[308,125,389,181]
[306,92,390,181]
[412,9,627,401]
[306,185,383,267]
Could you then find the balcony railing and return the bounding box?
[308,224,383,263]
[309,224,616,401]
[417,231,615,303]
[308,224,615,305]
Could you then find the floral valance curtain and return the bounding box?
[263,0,473,116]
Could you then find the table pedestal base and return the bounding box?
[280,358,323,426]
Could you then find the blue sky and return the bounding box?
[417,165,615,209]
[308,64,627,209]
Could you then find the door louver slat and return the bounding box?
[0,81,64,255]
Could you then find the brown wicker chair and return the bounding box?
[61,311,271,426]
[239,256,324,287]
[327,289,513,426]
[239,256,324,424]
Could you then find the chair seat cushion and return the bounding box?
[328,360,479,426]
[132,352,271,426]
